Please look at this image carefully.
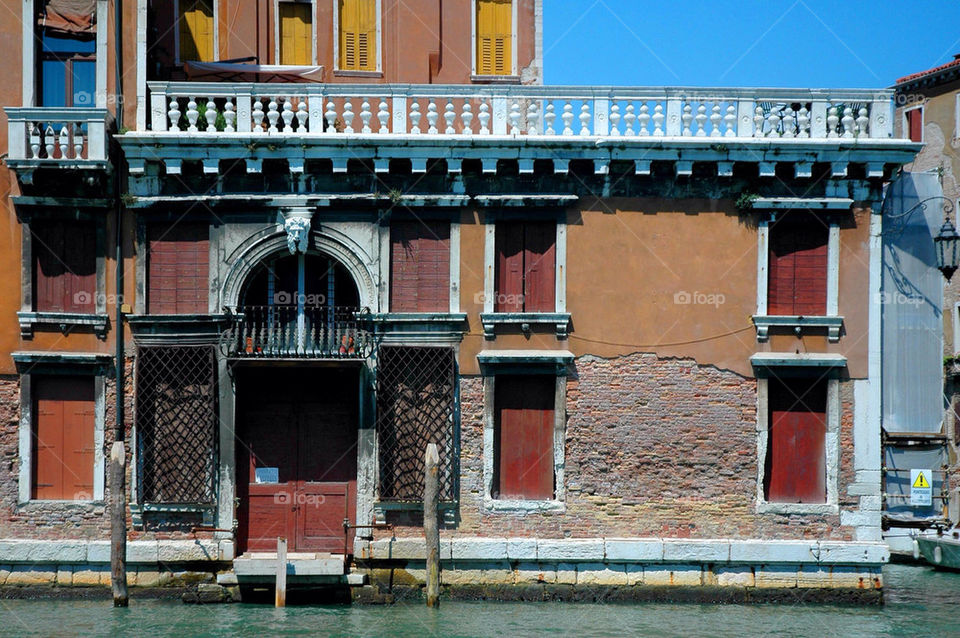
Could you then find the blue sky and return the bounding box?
[543,1,960,88]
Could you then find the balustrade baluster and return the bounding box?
[30,124,40,158]
[73,123,84,159]
[754,106,765,137]
[378,100,390,133]
[561,102,575,135]
[281,101,295,133]
[186,99,200,132]
[782,107,796,138]
[682,104,694,136]
[267,99,280,133]
[478,100,491,135]
[710,103,722,137]
[426,99,439,134]
[856,107,869,138]
[628,104,640,136]
[695,104,708,136]
[360,99,373,133]
[410,100,422,134]
[767,108,781,138]
[527,103,539,136]
[296,101,308,132]
[509,101,522,135]
[205,98,218,132]
[343,99,355,134]
[652,104,665,136]
[797,106,810,138]
[461,102,474,135]
[325,100,337,134]
[445,99,457,134]
[609,103,621,136]
[543,103,555,135]
[57,126,69,159]
[252,99,265,133]
[579,103,591,136]
[168,98,182,131]
[841,107,855,139]
[827,106,840,138]
[724,105,737,137]
[224,99,236,132]
[44,125,55,158]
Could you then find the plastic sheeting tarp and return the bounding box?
[40,0,96,35]
[184,62,325,83]
[882,171,947,522]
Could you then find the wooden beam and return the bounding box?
[424,443,440,608]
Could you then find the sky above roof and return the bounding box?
[543,0,959,89]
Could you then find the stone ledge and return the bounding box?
[0,539,228,565]
[367,537,889,566]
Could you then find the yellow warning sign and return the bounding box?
[913,472,930,489]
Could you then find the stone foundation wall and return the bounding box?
[383,352,860,541]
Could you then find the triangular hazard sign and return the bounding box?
[913,472,930,488]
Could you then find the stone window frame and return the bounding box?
[752,354,844,515]
[273,0,318,66]
[903,102,924,144]
[478,350,571,513]
[470,0,519,81]
[753,209,842,343]
[13,352,112,505]
[480,210,570,339]
[332,0,384,77]
[20,0,109,109]
[17,208,109,339]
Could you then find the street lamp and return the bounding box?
[935,215,960,281]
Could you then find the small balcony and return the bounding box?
[221,305,371,360]
[5,107,110,169]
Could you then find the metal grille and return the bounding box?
[376,346,457,502]
[136,346,218,505]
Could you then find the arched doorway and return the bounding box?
[233,251,363,555]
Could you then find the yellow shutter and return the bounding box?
[340,0,376,71]
[179,0,214,63]
[280,2,313,65]
[476,0,512,76]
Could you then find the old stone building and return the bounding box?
[0,0,926,599]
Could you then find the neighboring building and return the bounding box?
[0,1,923,600]
[890,59,960,554]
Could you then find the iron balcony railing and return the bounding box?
[4,107,109,162]
[147,82,897,139]
[223,305,371,359]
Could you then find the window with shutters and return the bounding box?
[32,376,95,501]
[178,0,214,63]
[763,376,827,504]
[493,375,555,500]
[495,221,556,313]
[338,0,377,72]
[279,1,313,65]
[147,223,210,315]
[475,0,513,76]
[905,106,923,143]
[767,214,828,317]
[33,220,96,314]
[390,221,450,313]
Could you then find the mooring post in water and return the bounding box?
[424,443,440,608]
[276,537,287,608]
[110,441,128,607]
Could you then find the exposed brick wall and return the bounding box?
[383,352,858,541]
[0,358,213,542]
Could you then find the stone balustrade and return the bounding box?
[147,83,896,140]
[4,107,110,163]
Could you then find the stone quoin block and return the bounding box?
[754,565,799,588]
[728,540,819,564]
[662,539,730,563]
[643,564,703,587]
[576,563,629,586]
[536,539,604,561]
[818,542,889,565]
[506,538,538,561]
[604,539,664,562]
[451,538,509,561]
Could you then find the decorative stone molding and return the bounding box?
[479,312,572,340]
[752,315,844,342]
[17,312,109,339]
[278,208,315,254]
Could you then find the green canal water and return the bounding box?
[0,564,957,637]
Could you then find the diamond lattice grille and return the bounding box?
[135,346,218,505]
[376,346,457,502]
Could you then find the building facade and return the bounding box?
[0,0,923,599]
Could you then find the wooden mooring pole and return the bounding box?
[424,443,440,608]
[276,537,288,608]
[110,441,128,607]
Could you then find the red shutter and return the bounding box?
[765,377,827,504]
[496,376,555,500]
[907,109,923,143]
[523,222,556,313]
[147,223,209,314]
[496,222,525,312]
[768,216,827,316]
[34,221,96,313]
[33,376,95,501]
[390,221,450,312]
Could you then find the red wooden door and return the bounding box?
[237,368,358,554]
[390,221,450,312]
[768,218,827,316]
[765,377,827,503]
[147,223,209,314]
[496,222,525,312]
[33,376,95,500]
[523,222,557,313]
[34,221,96,313]
[496,376,555,500]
